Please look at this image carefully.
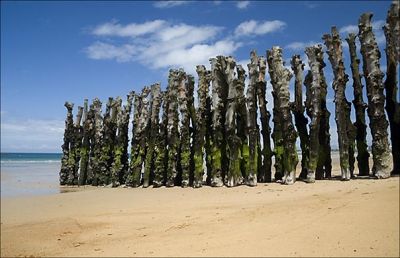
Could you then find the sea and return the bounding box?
[1,153,62,198]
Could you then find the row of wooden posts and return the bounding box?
[60,2,399,187]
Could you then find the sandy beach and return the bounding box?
[1,174,399,257]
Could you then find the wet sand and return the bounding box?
[1,174,399,257]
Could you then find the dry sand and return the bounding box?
[1,175,399,257]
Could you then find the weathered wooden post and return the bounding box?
[383,1,400,175]
[323,26,356,180]
[359,13,392,178]
[267,47,298,184]
[60,102,74,185]
[78,99,94,185]
[304,45,324,183]
[316,48,332,180]
[209,57,228,187]
[290,55,310,180]
[143,84,162,187]
[127,91,143,186]
[246,52,260,186]
[177,74,192,187]
[193,65,212,188]
[186,75,197,187]
[90,98,103,186]
[166,70,182,187]
[63,103,83,186]
[346,33,370,177]
[224,56,244,187]
[153,91,167,187]
[111,93,133,187]
[255,53,273,183]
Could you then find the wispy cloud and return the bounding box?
[339,25,358,34]
[153,1,189,8]
[236,1,250,9]
[92,20,166,37]
[85,20,241,74]
[285,41,319,51]
[234,20,286,37]
[339,19,386,45]
[86,42,137,62]
[1,119,64,152]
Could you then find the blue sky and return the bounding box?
[1,0,391,152]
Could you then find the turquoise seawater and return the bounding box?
[1,153,62,197]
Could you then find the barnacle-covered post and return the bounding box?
[316,49,332,180]
[111,93,133,186]
[166,70,182,186]
[246,52,260,186]
[323,27,356,180]
[98,97,115,185]
[255,53,273,182]
[224,56,244,187]
[186,75,197,186]
[359,13,392,178]
[235,63,249,184]
[267,47,298,184]
[66,105,83,185]
[153,91,167,187]
[90,98,103,186]
[304,46,324,183]
[193,65,212,187]
[177,74,192,187]
[383,1,400,175]
[209,57,227,187]
[60,102,74,185]
[126,92,143,186]
[143,84,162,187]
[78,99,93,185]
[290,55,310,180]
[346,33,370,176]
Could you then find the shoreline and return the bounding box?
[1,177,399,257]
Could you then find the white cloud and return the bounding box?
[234,20,286,37]
[86,42,137,62]
[86,20,242,75]
[285,41,318,51]
[153,1,189,8]
[92,20,166,37]
[236,1,250,9]
[339,19,385,45]
[339,25,358,34]
[1,119,64,152]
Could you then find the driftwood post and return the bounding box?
[224,56,245,186]
[143,84,162,187]
[60,102,74,185]
[90,98,103,186]
[304,46,324,183]
[111,93,133,186]
[346,33,370,176]
[193,65,212,187]
[78,99,91,185]
[323,26,356,180]
[267,47,298,184]
[153,91,167,187]
[177,74,192,187]
[209,57,227,187]
[255,53,273,183]
[290,55,310,180]
[316,49,332,180]
[359,13,392,178]
[165,70,181,186]
[246,52,260,186]
[383,1,400,175]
